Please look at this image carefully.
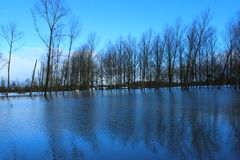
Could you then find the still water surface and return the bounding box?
[0,88,240,160]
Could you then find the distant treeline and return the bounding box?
[0,0,240,97]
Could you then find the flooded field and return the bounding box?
[0,88,240,160]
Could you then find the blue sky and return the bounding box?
[0,0,240,81]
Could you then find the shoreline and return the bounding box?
[0,84,238,99]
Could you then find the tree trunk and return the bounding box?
[6,44,12,98]
[30,59,38,97]
[44,30,53,97]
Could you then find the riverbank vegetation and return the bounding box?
[0,0,240,97]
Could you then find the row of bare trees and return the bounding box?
[1,0,240,97]
[58,10,240,91]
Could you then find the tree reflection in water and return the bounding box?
[0,88,239,159]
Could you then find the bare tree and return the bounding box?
[163,21,183,88]
[196,10,213,83]
[52,32,63,91]
[102,43,117,86]
[221,12,240,88]
[139,30,152,87]
[204,27,217,85]
[64,18,81,92]
[124,34,137,89]
[153,33,164,84]
[115,37,124,84]
[68,33,97,90]
[184,11,213,88]
[32,0,68,97]
[164,25,175,88]
[96,53,105,89]
[0,23,23,97]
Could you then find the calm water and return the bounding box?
[0,88,240,160]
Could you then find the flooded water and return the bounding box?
[0,88,240,160]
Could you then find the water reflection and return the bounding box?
[0,88,240,159]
